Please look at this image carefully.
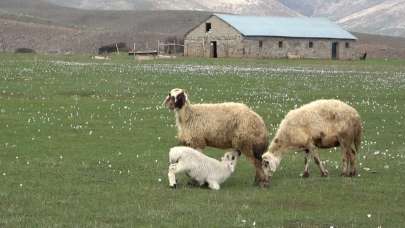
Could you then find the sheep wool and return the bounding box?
[262,99,362,181]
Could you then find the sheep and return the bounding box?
[262,99,362,181]
[163,88,269,187]
[167,146,240,190]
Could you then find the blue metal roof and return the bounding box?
[214,14,357,40]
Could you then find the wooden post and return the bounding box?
[202,38,205,57]
[157,40,160,55]
[115,43,120,54]
[173,40,176,56]
[133,43,136,60]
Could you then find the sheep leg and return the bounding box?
[340,148,350,177]
[247,156,268,187]
[168,163,178,188]
[168,162,187,188]
[207,181,220,190]
[312,150,328,177]
[303,150,311,178]
[348,149,357,177]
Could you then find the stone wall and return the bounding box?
[242,37,357,59]
[184,15,358,60]
[184,15,242,57]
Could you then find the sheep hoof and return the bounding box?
[258,181,269,188]
[169,184,177,189]
[302,172,310,178]
[208,182,220,190]
[187,179,200,186]
[349,170,357,177]
[254,177,268,187]
[321,170,329,177]
[341,172,350,177]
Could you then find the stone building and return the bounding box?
[184,14,358,60]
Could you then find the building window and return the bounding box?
[259,40,263,48]
[205,23,211,32]
[309,41,313,48]
[345,42,350,48]
[278,41,283,48]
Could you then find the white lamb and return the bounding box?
[167,146,240,190]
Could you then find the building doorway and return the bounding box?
[332,42,339,59]
[210,41,217,58]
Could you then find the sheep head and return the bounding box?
[163,88,189,110]
[221,150,240,173]
[262,152,281,177]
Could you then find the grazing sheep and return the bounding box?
[262,99,362,181]
[163,88,269,187]
[167,146,240,190]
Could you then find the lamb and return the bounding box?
[262,99,362,181]
[167,146,240,190]
[163,88,269,187]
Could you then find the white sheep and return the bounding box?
[262,99,362,181]
[163,88,269,187]
[167,146,240,190]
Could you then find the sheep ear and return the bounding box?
[162,94,171,106]
[174,92,186,109]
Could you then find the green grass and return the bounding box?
[1,53,405,227]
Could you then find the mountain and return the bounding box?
[1,0,405,57]
[0,0,212,53]
[278,0,405,37]
[47,0,300,16]
[337,0,405,37]
[44,0,405,37]
[278,0,386,19]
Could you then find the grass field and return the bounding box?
[0,53,404,227]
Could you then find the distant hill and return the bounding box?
[280,0,405,38]
[0,0,404,58]
[43,0,405,38]
[0,1,211,53]
[47,0,300,16]
[353,32,405,59]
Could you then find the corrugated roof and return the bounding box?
[214,14,357,40]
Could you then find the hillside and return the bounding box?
[279,0,385,19]
[338,0,405,37]
[0,1,211,53]
[0,1,404,58]
[354,32,405,59]
[47,0,300,16]
[42,0,405,38]
[279,0,405,38]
